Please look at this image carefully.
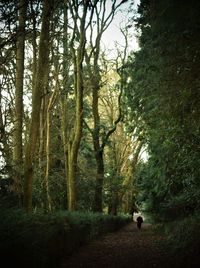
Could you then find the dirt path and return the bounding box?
[60,222,177,268]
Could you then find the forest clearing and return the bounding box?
[1,0,200,267]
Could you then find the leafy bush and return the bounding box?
[163,215,200,267]
[0,209,131,268]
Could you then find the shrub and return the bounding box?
[0,209,131,268]
[163,215,200,267]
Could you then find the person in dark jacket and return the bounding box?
[136,216,143,229]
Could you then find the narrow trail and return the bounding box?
[60,222,177,268]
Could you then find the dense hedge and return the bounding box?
[0,209,132,268]
[157,215,200,267]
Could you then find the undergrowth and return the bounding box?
[0,209,131,268]
[157,214,200,267]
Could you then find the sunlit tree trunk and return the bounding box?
[44,85,59,211]
[66,1,90,211]
[23,0,53,212]
[67,54,84,210]
[13,0,27,200]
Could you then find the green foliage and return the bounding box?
[0,178,20,209]
[0,209,132,268]
[163,215,200,267]
[125,0,200,221]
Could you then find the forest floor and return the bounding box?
[59,222,185,268]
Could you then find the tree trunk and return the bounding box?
[67,145,77,211]
[60,3,70,208]
[44,84,59,211]
[45,111,51,210]
[93,150,104,212]
[60,96,69,205]
[92,68,104,212]
[13,0,27,199]
[23,0,53,212]
[84,0,125,212]
[66,2,89,211]
[85,41,104,213]
[67,57,84,210]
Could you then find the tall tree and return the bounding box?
[85,0,127,212]
[23,0,54,212]
[60,1,70,208]
[13,0,27,197]
[66,0,92,210]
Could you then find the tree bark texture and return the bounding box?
[67,1,89,211]
[23,0,53,212]
[67,56,84,211]
[91,61,104,213]
[60,97,69,203]
[93,149,104,212]
[13,0,27,196]
[61,8,70,206]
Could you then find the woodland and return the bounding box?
[0,0,200,267]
